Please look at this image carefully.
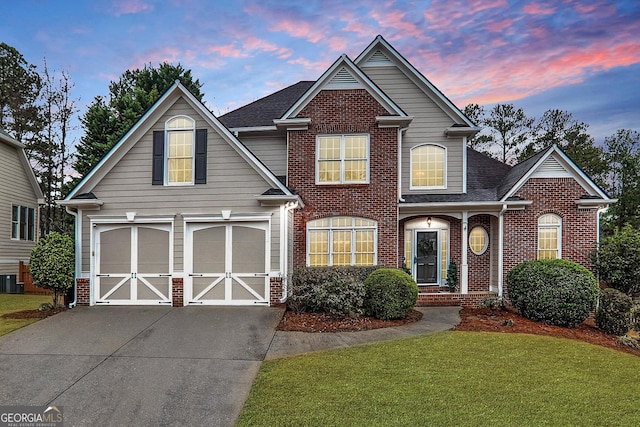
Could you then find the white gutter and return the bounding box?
[65,206,81,308]
[596,206,609,246]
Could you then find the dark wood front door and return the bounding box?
[416,231,438,284]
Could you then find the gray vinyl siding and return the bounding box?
[363,66,464,194]
[240,135,287,176]
[0,142,39,274]
[82,97,282,273]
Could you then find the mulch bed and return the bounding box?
[2,307,67,320]
[278,310,423,333]
[277,307,640,356]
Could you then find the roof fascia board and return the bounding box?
[501,145,610,201]
[281,54,406,120]
[355,35,474,127]
[66,80,182,199]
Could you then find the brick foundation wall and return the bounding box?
[270,277,283,306]
[503,178,599,290]
[289,89,398,269]
[417,292,496,308]
[172,278,183,307]
[76,278,90,306]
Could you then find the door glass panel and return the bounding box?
[100,228,131,274]
[193,226,225,273]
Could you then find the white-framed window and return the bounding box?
[307,216,377,266]
[410,144,446,189]
[469,226,488,255]
[166,116,195,185]
[11,205,36,241]
[538,214,561,259]
[317,135,369,184]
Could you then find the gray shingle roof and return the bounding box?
[496,149,548,199]
[218,81,315,128]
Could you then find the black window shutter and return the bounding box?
[195,129,207,184]
[152,131,164,185]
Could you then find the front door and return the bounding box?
[416,231,438,284]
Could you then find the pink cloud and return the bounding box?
[243,36,293,59]
[111,0,153,17]
[523,3,556,15]
[424,0,508,30]
[270,19,324,44]
[485,18,513,33]
[207,43,247,58]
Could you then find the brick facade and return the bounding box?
[76,278,90,306]
[467,214,493,292]
[503,178,599,283]
[172,278,183,307]
[289,89,399,269]
[270,277,284,306]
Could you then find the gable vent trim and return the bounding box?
[326,67,362,89]
[362,50,393,67]
[531,156,572,178]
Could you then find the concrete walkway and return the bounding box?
[266,306,461,359]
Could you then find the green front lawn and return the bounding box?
[238,331,640,426]
[0,294,52,336]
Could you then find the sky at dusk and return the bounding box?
[2,0,639,147]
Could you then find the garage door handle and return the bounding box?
[189,274,203,277]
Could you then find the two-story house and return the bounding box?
[0,128,44,292]
[61,36,611,307]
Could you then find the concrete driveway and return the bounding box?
[0,306,283,427]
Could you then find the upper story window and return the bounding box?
[317,135,369,184]
[411,144,446,189]
[166,116,195,185]
[11,205,35,241]
[307,216,377,266]
[538,214,561,259]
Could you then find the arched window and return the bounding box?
[538,214,561,259]
[411,144,446,189]
[469,226,488,255]
[307,217,377,266]
[165,116,195,184]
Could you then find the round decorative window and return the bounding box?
[469,226,488,255]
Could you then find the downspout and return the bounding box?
[596,206,608,246]
[65,206,80,308]
[497,204,507,297]
[280,200,299,303]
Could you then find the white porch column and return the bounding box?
[461,211,469,294]
[498,211,504,297]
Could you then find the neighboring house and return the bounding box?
[0,128,44,292]
[61,36,612,307]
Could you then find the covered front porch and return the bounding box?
[399,203,515,307]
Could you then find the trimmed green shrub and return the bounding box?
[506,259,598,328]
[631,302,640,331]
[364,268,418,320]
[591,225,640,297]
[30,232,75,307]
[287,266,379,316]
[478,295,504,310]
[596,288,632,336]
[446,261,459,293]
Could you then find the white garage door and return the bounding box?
[185,222,269,305]
[94,224,172,305]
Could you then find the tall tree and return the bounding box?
[74,63,204,177]
[520,109,608,186]
[0,42,42,141]
[462,103,492,153]
[603,129,640,231]
[483,103,535,164]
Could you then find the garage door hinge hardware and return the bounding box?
[189,274,203,277]
[159,274,171,277]
[96,274,109,277]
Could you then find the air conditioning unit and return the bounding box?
[1,274,18,293]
